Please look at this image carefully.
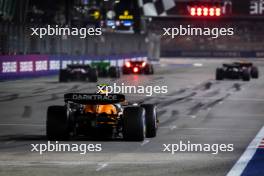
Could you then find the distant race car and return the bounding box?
[122,61,154,74]
[59,64,98,82]
[91,61,120,78]
[216,62,259,81]
[46,93,158,141]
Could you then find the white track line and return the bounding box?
[96,163,108,171]
[193,63,203,67]
[226,126,264,176]
[159,127,257,132]
[0,124,43,126]
[141,140,150,146]
[170,125,177,130]
[4,140,15,145]
[190,115,196,119]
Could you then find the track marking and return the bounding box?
[227,126,264,176]
[4,140,15,145]
[193,63,203,67]
[96,163,108,171]
[0,123,43,126]
[159,127,257,132]
[191,97,264,102]
[190,115,196,119]
[0,160,171,167]
[141,140,150,146]
[170,125,177,130]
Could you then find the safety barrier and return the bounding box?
[0,54,147,80]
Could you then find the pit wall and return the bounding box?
[0,54,147,80]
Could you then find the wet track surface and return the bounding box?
[0,58,264,176]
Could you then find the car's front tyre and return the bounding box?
[123,106,145,141]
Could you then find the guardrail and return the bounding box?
[0,54,147,80]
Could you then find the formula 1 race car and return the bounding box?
[216,62,258,81]
[46,93,158,141]
[59,64,98,82]
[91,61,120,78]
[122,61,154,74]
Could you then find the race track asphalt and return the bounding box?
[0,58,264,176]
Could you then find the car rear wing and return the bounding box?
[67,64,90,69]
[223,63,241,68]
[233,62,253,67]
[64,93,125,104]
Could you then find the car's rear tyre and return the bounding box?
[145,64,154,75]
[59,70,69,82]
[216,68,224,80]
[150,65,154,74]
[97,68,108,77]
[89,68,98,82]
[123,107,145,141]
[122,67,130,75]
[251,66,259,79]
[46,106,69,141]
[141,104,157,138]
[242,69,250,81]
[109,66,120,78]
